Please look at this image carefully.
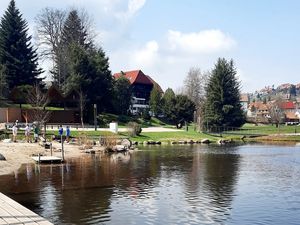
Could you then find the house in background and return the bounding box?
[240,94,249,112]
[113,70,163,115]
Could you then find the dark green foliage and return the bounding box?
[203,58,245,130]
[0,64,7,99]
[88,48,113,112]
[161,88,175,118]
[113,76,132,115]
[149,84,162,116]
[289,85,296,96]
[65,44,113,112]
[0,0,42,89]
[61,10,88,48]
[53,9,91,90]
[172,95,195,127]
[161,88,195,127]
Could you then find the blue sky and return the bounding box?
[0,0,300,92]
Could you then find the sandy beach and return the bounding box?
[0,141,92,176]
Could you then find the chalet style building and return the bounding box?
[113,70,162,114]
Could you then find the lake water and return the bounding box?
[1,144,300,224]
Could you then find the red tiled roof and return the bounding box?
[113,70,153,85]
[280,101,295,110]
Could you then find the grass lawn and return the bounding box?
[225,123,300,135]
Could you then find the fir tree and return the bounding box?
[61,10,88,48]
[54,9,91,90]
[203,58,245,130]
[88,47,113,112]
[113,76,132,115]
[149,85,162,116]
[0,0,42,89]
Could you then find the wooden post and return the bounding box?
[6,108,8,123]
[61,135,64,162]
[50,143,53,156]
[94,104,97,131]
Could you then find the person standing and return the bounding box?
[58,125,63,136]
[25,124,31,143]
[12,124,18,142]
[33,125,39,143]
[66,126,71,143]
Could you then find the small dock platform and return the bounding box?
[0,192,53,224]
[31,156,63,163]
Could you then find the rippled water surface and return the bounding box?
[1,144,300,224]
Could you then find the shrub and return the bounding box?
[127,122,142,137]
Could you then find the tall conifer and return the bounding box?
[203,58,245,130]
[0,0,42,89]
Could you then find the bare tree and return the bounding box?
[183,67,209,131]
[35,8,66,59]
[26,85,52,135]
[268,97,284,128]
[78,90,86,128]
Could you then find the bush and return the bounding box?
[127,122,142,137]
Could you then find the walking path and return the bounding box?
[46,126,182,132]
[0,192,53,225]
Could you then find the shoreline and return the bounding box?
[0,141,100,176]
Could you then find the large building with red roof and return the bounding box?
[113,70,162,114]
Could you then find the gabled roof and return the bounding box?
[240,94,249,102]
[281,101,295,110]
[146,75,163,93]
[113,70,153,85]
[248,102,268,111]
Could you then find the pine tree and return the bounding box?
[0,0,42,89]
[203,58,245,130]
[113,77,132,115]
[61,10,88,48]
[54,9,91,90]
[88,47,113,112]
[149,85,162,116]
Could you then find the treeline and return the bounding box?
[149,58,245,130]
[0,0,128,116]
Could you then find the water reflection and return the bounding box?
[4,144,297,224]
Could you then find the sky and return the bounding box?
[0,0,300,93]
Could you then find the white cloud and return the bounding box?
[128,0,146,17]
[109,29,237,91]
[132,41,159,67]
[167,29,236,54]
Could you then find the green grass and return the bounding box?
[11,104,64,110]
[223,123,300,135]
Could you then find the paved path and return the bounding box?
[0,192,53,225]
[46,126,182,133]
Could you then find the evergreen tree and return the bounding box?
[113,77,132,115]
[203,58,245,130]
[161,88,175,117]
[88,47,113,112]
[66,44,113,112]
[0,0,42,89]
[0,64,7,100]
[149,85,162,116]
[172,95,195,128]
[55,9,93,91]
[61,10,89,48]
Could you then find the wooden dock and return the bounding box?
[31,156,63,163]
[0,192,53,225]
